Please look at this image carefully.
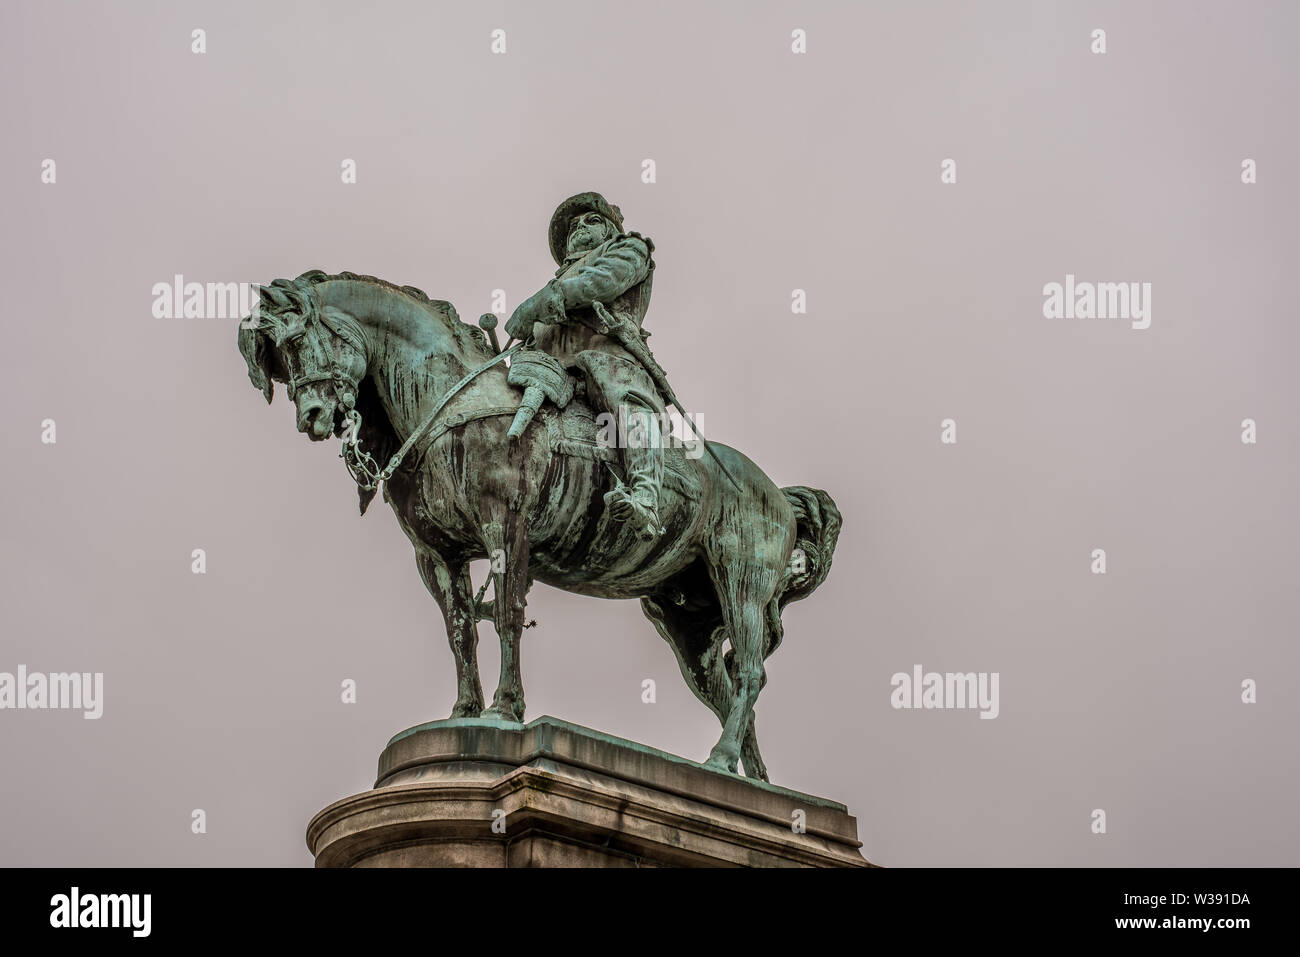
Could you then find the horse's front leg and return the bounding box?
[479,511,531,723]
[415,551,485,718]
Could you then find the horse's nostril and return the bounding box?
[298,403,324,433]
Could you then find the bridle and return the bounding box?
[271,301,520,494]
[268,306,381,490]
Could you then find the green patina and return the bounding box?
[237,192,841,782]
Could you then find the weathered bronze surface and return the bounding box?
[238,192,841,781]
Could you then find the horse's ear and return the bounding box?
[237,321,275,403]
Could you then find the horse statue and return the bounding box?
[237,270,840,781]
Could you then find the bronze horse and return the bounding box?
[238,271,840,780]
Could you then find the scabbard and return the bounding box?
[590,301,674,403]
[589,301,743,492]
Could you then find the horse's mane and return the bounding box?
[284,269,491,354]
[294,268,439,307]
[258,270,495,518]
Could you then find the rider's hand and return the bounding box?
[503,311,534,341]
[506,280,565,339]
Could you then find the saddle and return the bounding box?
[506,350,702,502]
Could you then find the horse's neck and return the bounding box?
[317,279,492,440]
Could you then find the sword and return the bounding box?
[589,301,743,492]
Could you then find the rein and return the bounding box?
[342,340,524,492]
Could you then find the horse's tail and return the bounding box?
[776,485,842,610]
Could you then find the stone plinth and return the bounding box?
[306,716,873,867]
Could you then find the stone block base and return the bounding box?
[306,716,873,868]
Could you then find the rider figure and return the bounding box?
[505,192,665,540]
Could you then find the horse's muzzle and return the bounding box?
[297,399,333,439]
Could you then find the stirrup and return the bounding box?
[603,486,661,540]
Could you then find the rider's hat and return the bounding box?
[548,192,624,264]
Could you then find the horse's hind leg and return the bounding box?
[720,648,770,780]
[707,650,770,780]
[704,560,780,775]
[715,661,770,781]
[641,594,773,780]
[479,513,531,723]
[415,552,484,718]
[737,597,788,780]
[740,708,768,780]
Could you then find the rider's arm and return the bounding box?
[505,235,652,338]
[555,234,651,311]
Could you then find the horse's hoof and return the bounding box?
[449,704,482,719]
[703,752,740,775]
[480,706,524,724]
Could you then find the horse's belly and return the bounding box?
[528,454,704,599]
[529,542,698,599]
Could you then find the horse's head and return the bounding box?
[237,278,368,442]
[238,270,498,514]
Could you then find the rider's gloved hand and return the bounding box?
[506,279,566,339]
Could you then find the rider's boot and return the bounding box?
[603,404,664,541]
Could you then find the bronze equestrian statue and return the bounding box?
[237,192,840,781]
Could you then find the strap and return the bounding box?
[408,407,518,472]
[378,341,523,483]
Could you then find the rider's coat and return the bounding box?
[531,231,656,370]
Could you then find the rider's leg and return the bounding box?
[607,400,663,538]
[574,350,665,540]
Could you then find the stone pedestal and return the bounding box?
[306,716,873,867]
